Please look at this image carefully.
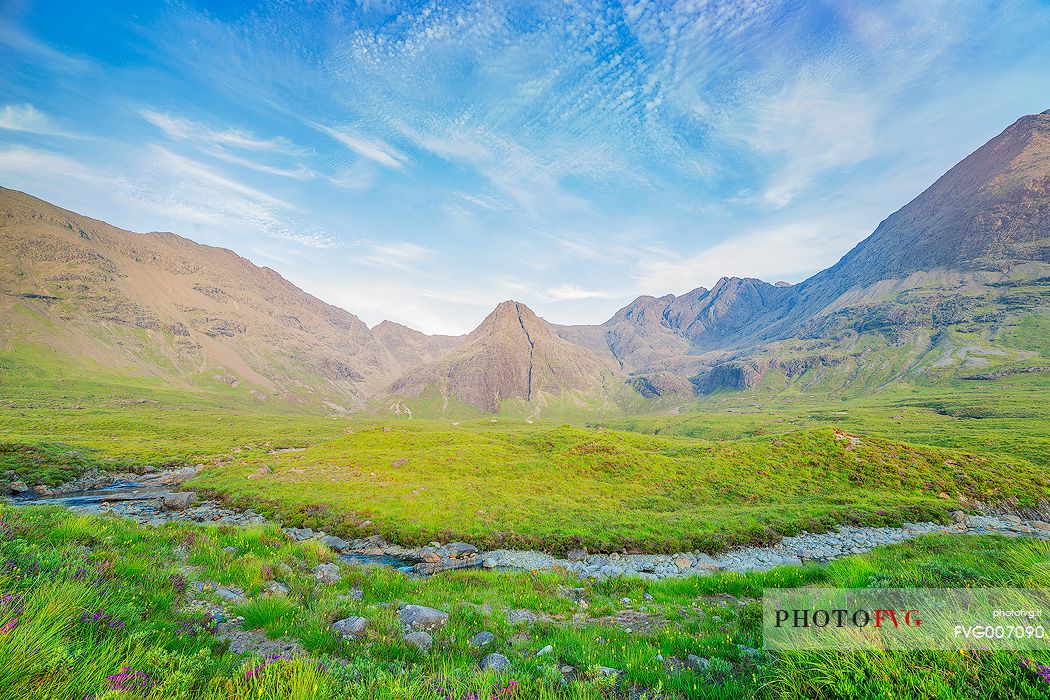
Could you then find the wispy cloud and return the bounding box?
[358,242,433,270]
[544,283,618,301]
[140,110,304,154]
[0,104,76,137]
[309,121,407,170]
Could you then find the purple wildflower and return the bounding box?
[105,667,154,695]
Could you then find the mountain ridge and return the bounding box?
[3,109,1050,413]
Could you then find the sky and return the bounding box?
[2,1,1049,334]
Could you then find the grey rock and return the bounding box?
[214,585,247,603]
[286,527,314,541]
[8,481,28,493]
[331,616,367,640]
[441,542,479,558]
[263,581,289,596]
[686,655,709,672]
[321,534,350,552]
[479,653,510,672]
[537,644,554,657]
[469,631,494,647]
[507,609,537,625]
[314,563,341,585]
[566,548,587,562]
[403,630,433,652]
[222,546,237,555]
[161,491,197,511]
[399,604,449,633]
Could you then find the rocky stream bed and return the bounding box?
[7,468,1050,581]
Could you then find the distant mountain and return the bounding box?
[0,187,412,408]
[373,320,462,377]
[387,301,622,413]
[556,110,1050,394]
[3,110,1048,413]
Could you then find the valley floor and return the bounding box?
[1,504,1049,700]
[1,370,1048,698]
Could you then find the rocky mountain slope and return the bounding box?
[556,110,1050,395]
[387,301,622,413]
[0,187,453,408]
[3,110,1049,413]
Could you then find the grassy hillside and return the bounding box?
[600,374,1050,468]
[188,422,1047,553]
[1,505,1047,700]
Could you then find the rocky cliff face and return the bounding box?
[557,110,1050,391]
[388,301,621,412]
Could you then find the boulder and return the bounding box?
[314,563,341,585]
[399,604,449,633]
[479,653,510,672]
[469,631,494,647]
[321,535,350,552]
[161,491,197,511]
[331,616,367,640]
[263,581,290,596]
[8,481,28,494]
[285,527,314,541]
[566,548,587,562]
[441,542,478,559]
[403,630,433,653]
[412,557,479,575]
[32,484,48,495]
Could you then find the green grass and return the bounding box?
[186,421,1047,553]
[1,505,1047,699]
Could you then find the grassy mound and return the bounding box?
[189,422,1048,553]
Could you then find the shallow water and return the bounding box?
[339,552,417,573]
[10,482,176,510]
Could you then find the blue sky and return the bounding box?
[2,1,1049,334]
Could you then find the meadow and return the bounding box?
[1,504,1047,700]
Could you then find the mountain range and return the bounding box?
[3,110,1049,415]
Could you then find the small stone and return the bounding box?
[479,653,510,672]
[222,546,237,555]
[537,644,554,657]
[483,558,497,569]
[403,630,433,652]
[674,556,691,570]
[620,597,631,605]
[470,631,494,647]
[951,510,968,527]
[643,593,654,602]
[331,616,367,640]
[391,457,409,467]
[399,604,449,633]
[686,654,709,672]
